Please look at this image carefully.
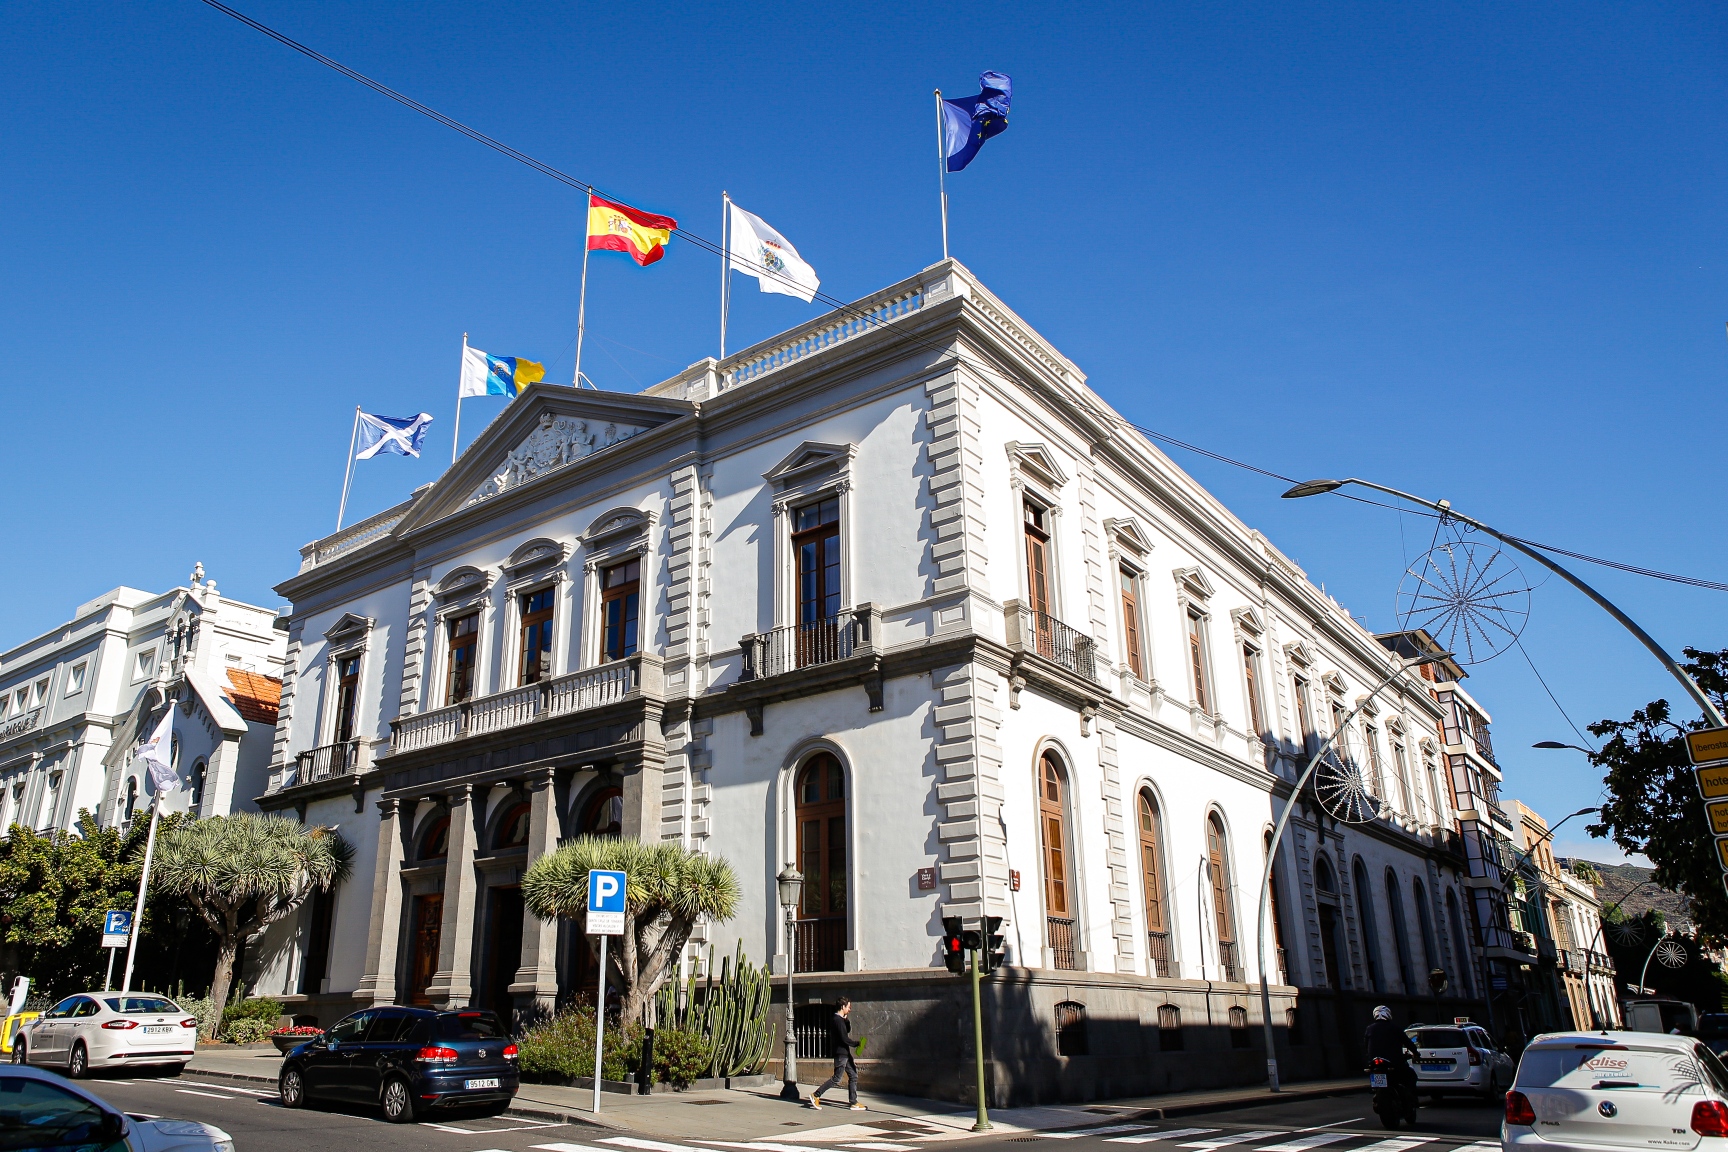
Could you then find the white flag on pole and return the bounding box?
[726,203,820,302]
[136,707,177,794]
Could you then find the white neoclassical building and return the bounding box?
[255,261,1487,1103]
[0,569,286,837]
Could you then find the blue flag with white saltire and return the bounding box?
[942,71,1012,172]
[355,411,433,460]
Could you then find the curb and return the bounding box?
[1137,1083,1369,1120]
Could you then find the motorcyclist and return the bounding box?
[1364,1005,1421,1111]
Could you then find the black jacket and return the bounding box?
[1364,1019,1420,1067]
[828,1011,857,1058]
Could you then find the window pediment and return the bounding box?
[1321,670,1348,696]
[1104,517,1154,558]
[764,441,856,489]
[1355,694,1381,717]
[1006,441,1069,490]
[504,537,571,577]
[322,613,373,647]
[434,566,493,600]
[1230,605,1265,636]
[582,507,653,547]
[1172,566,1215,600]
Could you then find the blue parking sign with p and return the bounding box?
[102,910,132,948]
[586,869,626,935]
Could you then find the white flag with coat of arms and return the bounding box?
[727,202,819,303]
[135,706,177,794]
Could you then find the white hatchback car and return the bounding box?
[13,992,198,1078]
[1409,1022,1517,1100]
[1504,1031,1728,1152]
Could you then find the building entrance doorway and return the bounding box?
[484,887,525,1016]
[409,893,443,1005]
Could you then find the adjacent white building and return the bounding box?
[255,261,1487,1103]
[0,568,286,836]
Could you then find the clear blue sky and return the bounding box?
[5,1,1725,855]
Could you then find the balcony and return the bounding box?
[1536,934,1558,963]
[1047,916,1078,971]
[285,739,360,789]
[1478,924,1539,962]
[1218,940,1244,984]
[739,611,871,681]
[1147,930,1173,978]
[794,917,845,973]
[1005,601,1098,683]
[389,653,661,756]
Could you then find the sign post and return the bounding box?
[101,910,132,993]
[1688,728,1728,894]
[586,869,626,1114]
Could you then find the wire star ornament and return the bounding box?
[1313,726,1384,825]
[1656,938,1688,969]
[1607,918,1645,946]
[1396,527,1533,666]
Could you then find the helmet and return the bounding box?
[1373,1005,1392,1021]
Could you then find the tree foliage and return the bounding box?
[1600,909,1728,1011]
[522,836,740,1027]
[1591,646,1728,941]
[152,813,351,1028]
[0,811,168,998]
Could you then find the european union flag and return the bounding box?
[942,71,1012,172]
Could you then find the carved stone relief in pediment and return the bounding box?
[464,413,646,508]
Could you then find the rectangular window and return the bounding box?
[1242,644,1264,734]
[444,613,478,704]
[793,498,841,625]
[1291,675,1313,750]
[1023,500,1052,618]
[14,690,28,716]
[1364,725,1384,797]
[1393,742,1415,815]
[1119,567,1145,680]
[601,560,641,662]
[518,587,555,685]
[43,773,61,831]
[0,696,8,720]
[333,655,361,743]
[1186,612,1211,713]
[66,664,86,696]
[32,680,47,705]
[135,650,155,681]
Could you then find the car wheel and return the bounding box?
[67,1043,88,1080]
[161,1063,185,1079]
[1483,1072,1499,1102]
[381,1076,417,1123]
[279,1067,306,1109]
[9,1041,24,1066]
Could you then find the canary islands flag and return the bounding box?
[588,194,677,266]
[460,344,545,398]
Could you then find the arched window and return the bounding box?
[418,815,450,862]
[1205,814,1240,981]
[190,760,207,811]
[1055,1001,1088,1056]
[1445,888,1475,997]
[1314,854,1346,990]
[1385,868,1415,994]
[1265,830,1289,985]
[1352,858,1386,992]
[794,753,847,972]
[579,787,623,838]
[1228,1005,1250,1048]
[1413,879,1440,991]
[1037,752,1077,970]
[1157,1003,1183,1051]
[495,802,532,850]
[1137,789,1171,977]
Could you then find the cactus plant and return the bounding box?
[653,941,773,1078]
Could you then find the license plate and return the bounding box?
[142,1026,175,1034]
[1370,1074,1389,1087]
[464,1078,500,1090]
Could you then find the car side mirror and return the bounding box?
[96,1112,128,1142]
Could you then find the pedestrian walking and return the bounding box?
[808,997,864,1110]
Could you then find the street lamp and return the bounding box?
[1257,649,1454,1091]
[776,864,804,1102]
[1282,478,1726,728]
[1534,741,1595,755]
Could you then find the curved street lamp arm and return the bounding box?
[1330,479,1725,728]
[1258,655,1439,1089]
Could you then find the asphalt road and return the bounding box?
[66,1073,1504,1152]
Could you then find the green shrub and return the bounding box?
[516,1007,642,1084]
[222,1018,273,1045]
[651,1027,712,1088]
[220,997,282,1028]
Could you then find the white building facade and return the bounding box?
[257,262,1486,1103]
[0,569,286,838]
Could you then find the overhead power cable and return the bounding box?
[196,0,1728,597]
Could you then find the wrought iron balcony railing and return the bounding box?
[739,611,871,682]
[1218,940,1244,983]
[289,739,360,788]
[794,917,845,973]
[1047,916,1078,971]
[1147,930,1172,978]
[1005,601,1098,682]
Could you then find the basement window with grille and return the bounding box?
[1158,1003,1183,1052]
[1055,1001,1089,1056]
[1229,1005,1250,1048]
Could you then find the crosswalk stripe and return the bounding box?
[173,1089,233,1100]
[697,1143,831,1152]
[1177,1131,1286,1150]
[1256,1136,1357,1152]
[604,1140,703,1152]
[842,1144,914,1150]
[1107,1130,1222,1145]
[1347,1140,1431,1152]
[534,1144,610,1152]
[1042,1127,1154,1140]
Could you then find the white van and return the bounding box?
[1504,1031,1728,1152]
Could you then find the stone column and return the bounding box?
[425,784,478,1009]
[354,797,404,1006]
[620,751,665,842]
[510,767,560,1024]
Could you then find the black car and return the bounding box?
[279,1007,519,1123]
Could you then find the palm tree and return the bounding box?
[152,813,351,1029]
[523,837,740,1026]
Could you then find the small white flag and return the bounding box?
[727,202,820,303]
[136,707,177,794]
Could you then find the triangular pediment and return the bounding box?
[396,383,694,532]
[323,613,373,645]
[1005,441,1068,490]
[1104,517,1154,558]
[764,441,856,487]
[1172,565,1215,600]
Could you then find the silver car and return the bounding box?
[0,1062,231,1151]
[13,992,198,1078]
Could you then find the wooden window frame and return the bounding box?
[444,612,479,705]
[1186,610,1212,714]
[517,585,556,686]
[1136,789,1166,934]
[333,653,361,744]
[1119,565,1147,680]
[1023,498,1054,619]
[792,498,842,627]
[1206,814,1235,945]
[600,559,641,663]
[1242,643,1264,735]
[794,753,848,920]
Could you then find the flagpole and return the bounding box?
[453,333,467,465]
[720,191,730,360]
[336,406,360,531]
[935,89,950,261]
[574,189,593,388]
[121,790,161,995]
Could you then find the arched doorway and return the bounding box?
[1038,751,1078,970]
[794,752,847,972]
[1206,814,1240,981]
[1137,789,1171,977]
[408,812,450,1006]
[482,800,532,1016]
[1352,857,1386,992]
[1314,854,1345,989]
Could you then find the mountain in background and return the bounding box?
[1563,858,1694,933]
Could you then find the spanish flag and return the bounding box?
[587,194,677,266]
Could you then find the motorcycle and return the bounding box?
[1369,1057,1418,1128]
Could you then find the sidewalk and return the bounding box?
[184,1048,1364,1141]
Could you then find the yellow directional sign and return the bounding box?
[1688,727,1728,766]
[1709,799,1728,836]
[1698,765,1728,799]
[1717,837,1728,871]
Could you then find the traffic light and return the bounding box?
[983,916,1006,973]
[941,916,967,974]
